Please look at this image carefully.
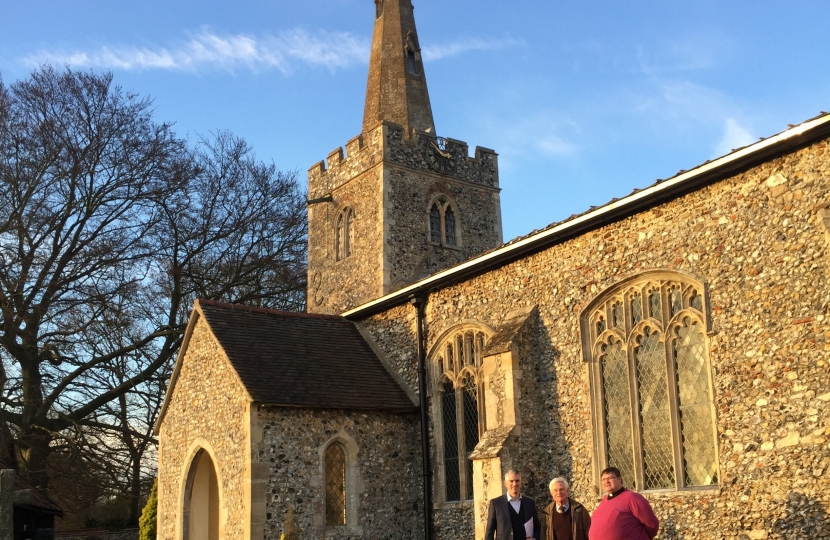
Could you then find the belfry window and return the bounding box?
[432,327,489,502]
[407,49,418,74]
[583,272,718,492]
[428,198,460,248]
[335,207,355,261]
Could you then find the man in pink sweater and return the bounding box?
[588,467,659,540]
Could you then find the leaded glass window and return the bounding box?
[441,380,460,501]
[433,326,490,502]
[430,204,442,243]
[324,443,346,526]
[445,208,456,245]
[584,273,717,492]
[427,197,460,247]
[462,374,480,497]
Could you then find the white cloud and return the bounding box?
[422,36,522,61]
[23,27,370,74]
[637,31,731,75]
[23,29,520,74]
[715,117,755,156]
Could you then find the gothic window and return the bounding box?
[430,204,442,243]
[431,326,490,502]
[583,272,718,492]
[335,207,355,261]
[324,443,347,526]
[445,208,456,246]
[428,197,461,248]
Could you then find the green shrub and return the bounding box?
[138,478,158,540]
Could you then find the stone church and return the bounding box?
[155,1,830,539]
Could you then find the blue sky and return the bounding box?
[2,0,829,241]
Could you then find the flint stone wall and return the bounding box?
[157,317,251,540]
[307,122,502,315]
[254,407,424,540]
[360,136,830,539]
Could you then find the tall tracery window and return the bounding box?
[335,207,355,261]
[428,197,460,247]
[583,272,718,492]
[324,442,346,526]
[432,327,489,502]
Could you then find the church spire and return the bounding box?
[363,0,436,137]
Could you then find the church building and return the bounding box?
[155,1,830,539]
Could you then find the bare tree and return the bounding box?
[0,67,307,494]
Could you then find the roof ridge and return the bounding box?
[196,299,345,320]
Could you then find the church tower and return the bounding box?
[307,0,503,314]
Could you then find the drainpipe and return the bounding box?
[411,294,432,540]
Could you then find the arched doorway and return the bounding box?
[184,449,220,540]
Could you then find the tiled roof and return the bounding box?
[10,471,64,516]
[197,300,416,413]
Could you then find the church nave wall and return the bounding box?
[360,135,830,539]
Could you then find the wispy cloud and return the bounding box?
[23,29,520,74]
[24,27,370,74]
[422,36,522,61]
[637,31,731,75]
[715,117,755,156]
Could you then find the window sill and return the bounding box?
[593,485,721,502]
[435,499,475,510]
[429,241,463,251]
[324,525,363,535]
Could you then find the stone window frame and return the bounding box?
[427,322,492,505]
[427,195,462,250]
[335,206,355,261]
[318,432,361,532]
[580,269,720,494]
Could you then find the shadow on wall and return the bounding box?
[650,491,828,539]
[526,314,574,506]
[770,491,828,539]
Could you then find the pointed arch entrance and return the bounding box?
[183,449,220,540]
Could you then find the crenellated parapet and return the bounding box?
[384,122,499,188]
[308,121,499,200]
[308,126,385,200]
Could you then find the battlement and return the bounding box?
[308,126,384,198]
[308,121,499,198]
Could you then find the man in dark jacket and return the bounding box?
[485,470,541,540]
[539,477,591,540]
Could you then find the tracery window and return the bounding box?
[335,207,355,261]
[582,272,718,492]
[431,326,489,502]
[428,197,460,247]
[324,442,346,526]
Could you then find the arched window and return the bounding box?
[431,326,490,502]
[335,207,355,261]
[428,197,460,248]
[430,204,442,243]
[324,443,346,526]
[375,0,383,19]
[183,450,220,540]
[583,272,718,492]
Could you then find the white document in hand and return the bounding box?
[524,517,533,538]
